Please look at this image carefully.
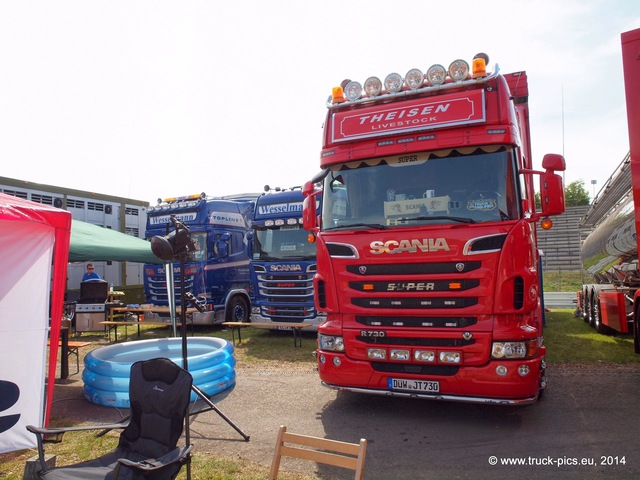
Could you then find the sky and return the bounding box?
[1,1,638,205]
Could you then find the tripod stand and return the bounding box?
[174,250,250,442]
[150,216,250,479]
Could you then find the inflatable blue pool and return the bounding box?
[82,337,235,408]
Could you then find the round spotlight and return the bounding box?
[344,81,363,101]
[151,236,176,262]
[364,76,383,97]
[384,72,403,93]
[448,59,470,82]
[426,64,447,85]
[405,68,424,89]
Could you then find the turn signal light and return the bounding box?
[540,217,553,230]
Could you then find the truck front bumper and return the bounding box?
[317,352,544,406]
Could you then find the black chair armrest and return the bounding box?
[26,422,129,474]
[27,421,128,442]
[116,444,193,472]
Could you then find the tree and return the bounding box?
[564,179,591,206]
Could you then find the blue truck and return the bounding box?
[143,192,259,325]
[250,187,323,330]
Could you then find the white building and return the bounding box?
[0,176,149,293]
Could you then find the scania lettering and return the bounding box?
[250,186,324,331]
[369,238,450,254]
[144,192,259,325]
[303,53,566,405]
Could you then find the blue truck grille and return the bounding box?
[255,270,315,320]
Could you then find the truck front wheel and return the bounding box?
[227,296,250,323]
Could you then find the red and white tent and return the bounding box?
[0,192,71,453]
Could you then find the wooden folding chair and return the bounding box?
[269,425,367,480]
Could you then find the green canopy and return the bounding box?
[69,219,161,264]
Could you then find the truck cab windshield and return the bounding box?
[253,225,317,260]
[321,146,520,230]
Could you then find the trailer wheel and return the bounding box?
[585,290,595,327]
[227,296,249,323]
[592,293,613,335]
[580,288,589,323]
[634,306,640,354]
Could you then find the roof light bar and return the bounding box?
[426,64,447,85]
[330,53,492,103]
[448,59,470,82]
[344,81,363,101]
[384,72,403,93]
[405,68,424,89]
[364,76,383,97]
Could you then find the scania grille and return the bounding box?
[350,279,479,292]
[356,316,477,328]
[371,362,459,376]
[355,336,475,347]
[257,273,314,299]
[148,275,194,299]
[261,287,313,297]
[352,297,478,309]
[260,305,316,320]
[347,261,481,275]
[347,260,482,311]
[266,296,310,303]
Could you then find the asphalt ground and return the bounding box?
[44,358,640,480]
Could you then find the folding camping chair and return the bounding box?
[269,425,367,480]
[26,357,193,480]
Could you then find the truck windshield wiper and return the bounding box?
[326,223,389,231]
[397,216,476,224]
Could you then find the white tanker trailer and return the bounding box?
[576,153,636,337]
[575,27,640,353]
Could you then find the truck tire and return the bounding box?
[581,289,589,322]
[592,292,613,335]
[634,306,640,354]
[227,296,250,323]
[585,290,595,327]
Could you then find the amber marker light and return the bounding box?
[307,233,316,243]
[449,282,462,290]
[363,284,374,291]
[472,52,489,78]
[540,217,553,230]
[332,86,345,103]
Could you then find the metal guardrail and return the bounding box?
[543,292,576,309]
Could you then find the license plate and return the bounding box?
[388,378,440,393]
[276,326,292,331]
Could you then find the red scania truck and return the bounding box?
[302,54,566,404]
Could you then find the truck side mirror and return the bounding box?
[541,153,566,172]
[303,195,317,231]
[302,180,315,197]
[302,181,321,231]
[215,233,230,259]
[539,170,565,217]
